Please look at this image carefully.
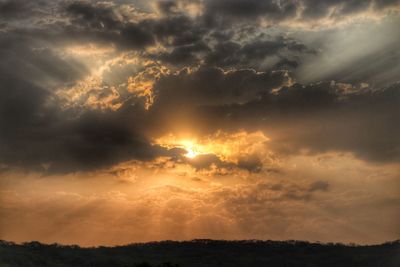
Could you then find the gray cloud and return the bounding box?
[201,81,400,163]
[152,67,289,107]
[203,36,314,71]
[203,0,399,22]
[308,181,330,192]
[0,81,175,173]
[0,32,178,173]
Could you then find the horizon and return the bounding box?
[2,238,400,249]
[0,0,399,247]
[2,239,399,267]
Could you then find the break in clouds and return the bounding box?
[0,0,399,245]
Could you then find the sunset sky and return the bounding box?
[0,0,399,247]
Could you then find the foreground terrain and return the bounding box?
[0,240,399,267]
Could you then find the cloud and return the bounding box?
[0,0,399,174]
[65,2,122,30]
[0,89,175,173]
[184,153,228,170]
[0,36,179,173]
[63,1,156,50]
[203,36,314,71]
[180,153,263,173]
[147,63,399,163]
[308,180,330,192]
[199,81,400,163]
[237,155,263,173]
[0,0,34,18]
[152,67,290,108]
[151,41,210,66]
[204,0,298,21]
[203,0,400,24]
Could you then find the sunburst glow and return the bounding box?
[155,131,269,162]
[185,147,198,158]
[179,140,202,158]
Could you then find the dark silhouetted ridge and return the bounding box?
[0,239,399,267]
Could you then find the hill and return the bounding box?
[0,239,399,267]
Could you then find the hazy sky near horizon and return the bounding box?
[0,0,399,246]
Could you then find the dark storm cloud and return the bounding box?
[156,0,177,14]
[149,67,290,117]
[63,1,156,50]
[148,15,206,47]
[204,0,298,21]
[375,0,400,8]
[62,1,207,51]
[0,0,50,20]
[0,70,177,173]
[198,81,400,163]
[203,0,399,21]
[204,37,314,70]
[0,28,175,173]
[0,0,31,18]
[151,41,210,66]
[299,0,368,19]
[65,1,121,30]
[145,35,311,70]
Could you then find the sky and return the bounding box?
[0,0,399,246]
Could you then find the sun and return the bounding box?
[182,141,200,158]
[155,131,269,162]
[185,147,198,158]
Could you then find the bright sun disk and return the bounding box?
[185,147,198,158]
